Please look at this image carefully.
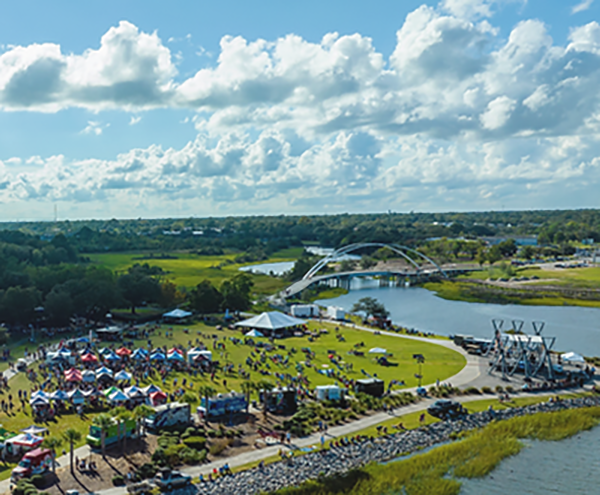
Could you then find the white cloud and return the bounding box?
[129,116,142,125]
[572,0,594,14]
[81,121,108,135]
[4,1,600,217]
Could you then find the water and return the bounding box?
[460,426,600,494]
[305,246,360,261]
[317,285,600,355]
[239,261,295,276]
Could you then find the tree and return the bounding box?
[159,280,185,308]
[241,381,255,413]
[351,297,389,320]
[133,404,154,437]
[359,256,377,270]
[93,413,114,457]
[62,428,81,474]
[188,280,223,314]
[181,392,198,407]
[521,245,536,260]
[44,289,74,326]
[498,239,518,257]
[0,286,41,325]
[117,270,161,314]
[220,273,254,312]
[254,380,273,419]
[113,406,132,455]
[197,385,216,423]
[487,245,502,265]
[338,259,355,272]
[41,436,62,473]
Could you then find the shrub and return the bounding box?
[481,386,493,394]
[157,433,179,449]
[505,386,515,393]
[464,387,481,395]
[209,438,231,456]
[30,475,45,489]
[495,385,504,393]
[136,462,158,480]
[13,483,36,495]
[112,475,125,486]
[164,444,186,467]
[180,447,203,465]
[182,436,206,450]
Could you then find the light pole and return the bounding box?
[413,354,425,387]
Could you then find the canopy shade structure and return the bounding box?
[150,352,165,361]
[116,347,132,357]
[96,326,123,335]
[29,397,49,406]
[561,352,586,363]
[104,352,120,362]
[108,390,129,403]
[124,386,145,398]
[68,389,85,403]
[235,311,306,331]
[132,348,148,360]
[114,370,132,381]
[142,384,162,395]
[167,351,184,362]
[82,370,96,382]
[7,433,43,448]
[81,388,98,398]
[245,329,264,337]
[65,369,82,382]
[31,391,49,400]
[368,347,388,354]
[21,425,48,436]
[81,353,98,363]
[95,366,114,378]
[50,390,69,401]
[103,386,120,397]
[163,308,192,319]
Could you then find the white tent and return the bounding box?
[163,308,192,319]
[245,329,264,337]
[124,385,145,398]
[235,311,305,331]
[82,370,96,382]
[561,351,586,363]
[115,370,132,381]
[50,390,69,401]
[142,384,162,395]
[108,390,129,403]
[95,366,114,378]
[368,347,387,354]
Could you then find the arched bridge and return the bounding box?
[281,242,460,299]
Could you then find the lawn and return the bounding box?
[87,248,303,295]
[0,319,465,474]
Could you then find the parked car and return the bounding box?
[153,468,191,491]
[427,400,467,420]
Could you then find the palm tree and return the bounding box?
[241,381,255,413]
[197,385,216,422]
[62,429,82,474]
[41,436,62,473]
[133,404,154,438]
[114,407,132,455]
[93,413,114,458]
[255,380,273,419]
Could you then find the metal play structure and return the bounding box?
[486,319,556,380]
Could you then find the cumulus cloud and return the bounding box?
[572,0,594,14]
[3,0,600,216]
[81,121,109,135]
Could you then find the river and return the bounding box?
[317,283,600,355]
[460,425,600,494]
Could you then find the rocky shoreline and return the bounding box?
[186,395,600,495]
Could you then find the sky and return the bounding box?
[1,0,600,221]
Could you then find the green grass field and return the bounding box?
[0,320,465,474]
[87,248,303,295]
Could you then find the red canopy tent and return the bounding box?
[64,369,82,382]
[116,347,132,357]
[81,353,98,363]
[149,390,167,406]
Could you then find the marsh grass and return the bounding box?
[272,407,600,495]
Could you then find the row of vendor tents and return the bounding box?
[47,346,213,364]
[29,383,168,407]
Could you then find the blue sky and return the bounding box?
[1,0,600,220]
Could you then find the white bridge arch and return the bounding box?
[302,242,448,280]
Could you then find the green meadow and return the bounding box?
[87,248,304,295]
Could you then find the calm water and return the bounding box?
[239,261,295,276]
[460,426,600,494]
[317,285,600,355]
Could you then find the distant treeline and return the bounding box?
[1,209,599,254]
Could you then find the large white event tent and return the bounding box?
[561,352,586,364]
[235,311,305,335]
[163,308,192,319]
